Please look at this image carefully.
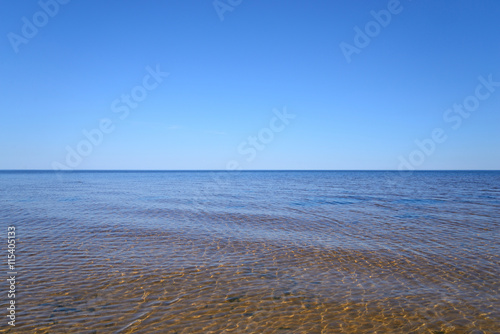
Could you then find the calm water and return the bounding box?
[0,171,498,333]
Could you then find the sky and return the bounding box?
[0,0,499,170]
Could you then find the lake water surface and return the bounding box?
[0,171,498,333]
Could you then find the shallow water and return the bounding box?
[0,171,498,333]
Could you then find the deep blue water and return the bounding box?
[1,171,498,252]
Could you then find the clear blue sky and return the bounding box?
[1,0,499,170]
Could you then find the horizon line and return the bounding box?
[1,169,499,172]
